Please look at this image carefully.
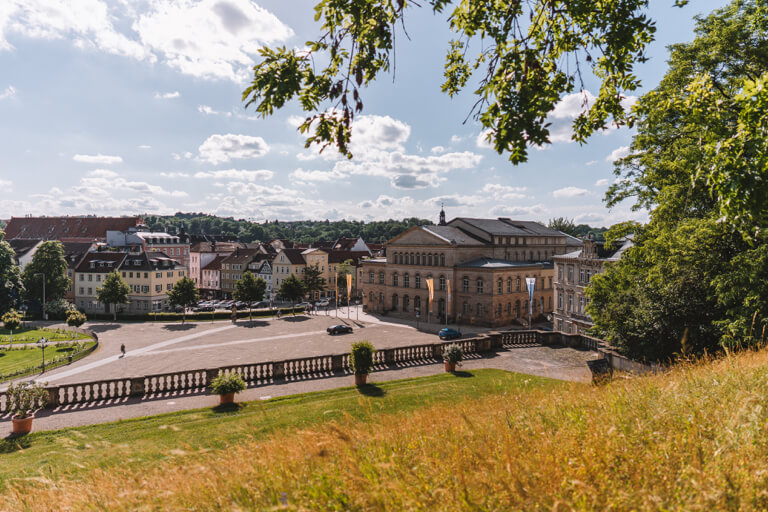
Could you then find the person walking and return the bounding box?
[120,343,126,357]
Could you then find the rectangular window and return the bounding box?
[79,287,84,294]
[87,287,92,295]
[179,271,184,277]
[155,284,162,292]
[88,274,92,282]
[129,272,133,278]
[558,293,563,310]
[122,272,126,278]
[476,280,483,294]
[142,285,149,293]
[79,274,84,281]
[462,278,469,293]
[558,266,563,282]
[167,283,173,290]
[96,275,101,282]
[567,266,573,283]
[579,269,585,283]
[369,271,374,283]
[167,272,173,278]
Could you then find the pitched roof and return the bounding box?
[420,225,486,245]
[278,248,306,265]
[449,217,562,237]
[61,241,96,268]
[7,239,41,259]
[189,241,243,253]
[202,254,226,271]
[119,251,184,271]
[328,250,370,264]
[75,252,128,273]
[221,248,261,265]
[456,257,552,269]
[4,216,142,241]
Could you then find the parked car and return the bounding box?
[193,305,215,312]
[296,302,312,310]
[327,324,353,335]
[316,300,330,307]
[234,301,247,310]
[253,301,270,309]
[438,328,462,340]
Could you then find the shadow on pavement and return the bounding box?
[450,370,474,378]
[212,402,245,414]
[282,316,309,322]
[162,323,198,332]
[87,324,123,334]
[356,383,385,397]
[235,321,270,328]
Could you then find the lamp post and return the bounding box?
[37,337,50,373]
[34,272,46,320]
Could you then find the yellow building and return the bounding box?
[119,252,187,313]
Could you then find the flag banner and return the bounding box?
[446,279,451,305]
[346,273,352,300]
[526,277,536,316]
[426,278,434,313]
[335,272,338,301]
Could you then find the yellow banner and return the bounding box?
[335,272,338,301]
[446,279,451,305]
[346,273,352,300]
[426,277,434,312]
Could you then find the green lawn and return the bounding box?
[0,327,91,344]
[0,342,97,380]
[0,369,568,487]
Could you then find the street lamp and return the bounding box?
[34,272,46,320]
[37,337,50,373]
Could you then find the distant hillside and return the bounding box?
[143,214,434,244]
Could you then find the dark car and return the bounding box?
[438,328,462,340]
[327,324,353,335]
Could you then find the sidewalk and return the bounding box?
[2,345,597,433]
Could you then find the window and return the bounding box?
[403,295,410,312]
[79,274,84,281]
[167,272,173,278]
[476,303,483,316]
[88,274,92,282]
[416,253,421,265]
[585,270,591,283]
[96,275,101,282]
[506,302,511,315]
[439,276,445,291]
[379,292,384,304]
[497,278,503,294]
[79,287,84,294]
[476,279,484,294]
[144,272,149,279]
[87,287,92,295]
[516,277,521,291]
[369,291,375,302]
[369,271,374,283]
[462,301,469,314]
[142,285,149,293]
[558,293,563,310]
[415,275,421,289]
[462,277,469,293]
[167,283,173,291]
[579,296,584,313]
[507,278,512,293]
[379,272,385,284]
[415,296,421,312]
[515,300,521,317]
[129,272,133,278]
[558,265,563,282]
[155,284,162,292]
[548,276,552,289]
[392,294,399,310]
[580,269,585,283]
[496,303,502,317]
[428,254,433,266]
[179,271,184,277]
[155,272,162,278]
[567,266,574,283]
[392,273,399,287]
[404,274,410,288]
[568,294,573,312]
[440,254,445,266]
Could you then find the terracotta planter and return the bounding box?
[11,414,34,435]
[354,374,368,386]
[219,392,235,404]
[444,361,456,372]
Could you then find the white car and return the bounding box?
[316,300,330,307]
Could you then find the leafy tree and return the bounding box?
[277,274,306,313]
[2,309,21,347]
[167,276,200,324]
[22,241,70,307]
[66,310,87,339]
[302,264,326,301]
[547,217,579,238]
[335,259,355,302]
[244,0,660,163]
[0,229,23,314]
[96,271,131,321]
[233,271,267,322]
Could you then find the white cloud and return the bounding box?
[450,135,464,144]
[475,129,493,149]
[290,168,346,182]
[553,186,589,198]
[0,85,16,100]
[134,0,294,82]
[172,151,194,161]
[193,169,273,181]
[75,169,187,198]
[0,0,152,60]
[594,178,610,187]
[198,133,269,164]
[480,183,527,201]
[431,146,446,154]
[138,144,152,149]
[606,146,630,163]
[0,179,12,188]
[490,204,546,217]
[586,160,599,166]
[155,91,180,99]
[351,115,410,154]
[72,153,123,164]
[286,115,304,128]
[198,104,231,117]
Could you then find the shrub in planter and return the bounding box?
[7,381,49,435]
[442,343,463,372]
[210,372,247,404]
[66,310,87,338]
[2,309,22,347]
[350,341,376,386]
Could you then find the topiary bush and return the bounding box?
[442,343,463,364]
[209,372,247,395]
[350,341,376,376]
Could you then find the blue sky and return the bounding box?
[0,0,727,226]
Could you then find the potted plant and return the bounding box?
[350,341,376,386]
[209,372,247,404]
[442,343,463,372]
[7,381,49,435]
[66,310,87,339]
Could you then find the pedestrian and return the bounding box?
[120,343,126,357]
[276,309,281,319]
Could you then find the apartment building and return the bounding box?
[74,252,128,313]
[119,252,187,313]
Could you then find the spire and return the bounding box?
[439,203,446,226]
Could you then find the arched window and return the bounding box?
[369,291,374,302]
[515,300,521,318]
[392,294,399,310]
[497,278,503,294]
[403,295,410,312]
[506,302,511,315]
[416,253,421,265]
[440,253,445,266]
[415,274,421,289]
[379,272,385,284]
[422,252,427,265]
[397,253,402,264]
[404,273,410,288]
[439,275,446,291]
[392,272,398,287]
[516,277,521,291]
[462,277,469,292]
[476,279,484,294]
[428,254,433,266]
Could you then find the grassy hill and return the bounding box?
[4,351,768,510]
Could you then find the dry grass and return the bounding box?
[6,350,768,510]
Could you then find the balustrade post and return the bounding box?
[206,369,219,385]
[129,377,145,397]
[272,361,285,381]
[384,348,395,366]
[44,386,59,408]
[331,355,344,373]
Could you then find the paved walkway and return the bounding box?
[6,345,597,432]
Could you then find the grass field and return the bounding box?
[0,341,97,380]
[4,349,768,510]
[0,370,561,485]
[0,327,91,344]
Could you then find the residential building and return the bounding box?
[119,252,187,314]
[359,211,575,327]
[220,248,262,299]
[4,216,142,242]
[7,239,43,269]
[247,258,274,300]
[300,248,369,301]
[74,252,128,313]
[62,241,96,302]
[200,255,225,299]
[271,248,307,294]
[189,241,242,287]
[107,229,190,267]
[552,236,633,334]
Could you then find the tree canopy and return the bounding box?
[243,0,661,164]
[0,230,22,314]
[302,264,326,300]
[167,277,200,324]
[96,271,130,321]
[277,275,306,305]
[22,241,70,305]
[233,271,267,321]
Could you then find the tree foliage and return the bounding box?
[2,309,22,346]
[0,229,22,314]
[167,277,200,324]
[302,264,326,300]
[233,271,267,321]
[22,241,70,304]
[243,0,659,163]
[96,271,130,321]
[277,274,306,305]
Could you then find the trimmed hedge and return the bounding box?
[83,307,307,323]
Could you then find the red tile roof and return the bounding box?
[4,216,142,241]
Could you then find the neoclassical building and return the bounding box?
[359,213,580,327]
[552,235,633,334]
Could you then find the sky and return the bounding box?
[0,0,729,226]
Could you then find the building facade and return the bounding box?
[74,252,128,313]
[552,237,633,334]
[220,248,261,299]
[119,252,187,313]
